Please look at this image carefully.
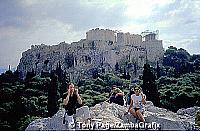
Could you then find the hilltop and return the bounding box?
[26,101,200,130]
[17,28,164,81]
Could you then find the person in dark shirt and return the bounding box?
[109,85,125,106]
[63,83,82,128]
[63,83,91,129]
[63,83,82,115]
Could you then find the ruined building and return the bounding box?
[17,28,164,81]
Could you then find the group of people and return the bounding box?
[63,83,146,129]
[109,84,146,122]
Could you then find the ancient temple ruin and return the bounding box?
[17,28,164,81]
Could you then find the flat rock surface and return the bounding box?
[26,101,199,130]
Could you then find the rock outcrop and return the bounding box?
[17,29,164,81]
[25,101,200,130]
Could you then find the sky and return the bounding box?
[0,0,200,69]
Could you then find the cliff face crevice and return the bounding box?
[26,101,200,130]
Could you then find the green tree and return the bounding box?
[142,64,160,106]
[47,73,59,117]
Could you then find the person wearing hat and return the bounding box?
[127,85,146,122]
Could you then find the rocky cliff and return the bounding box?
[26,101,200,130]
[17,29,164,81]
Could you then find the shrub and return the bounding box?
[16,115,40,131]
[195,111,200,126]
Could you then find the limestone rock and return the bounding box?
[25,101,199,130]
[177,106,200,116]
[17,29,164,81]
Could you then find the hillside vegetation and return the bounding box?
[0,46,199,130]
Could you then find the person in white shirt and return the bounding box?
[127,86,146,122]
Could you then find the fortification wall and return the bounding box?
[86,28,115,42]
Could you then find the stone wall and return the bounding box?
[86,28,115,42]
[142,39,164,64]
[17,28,164,80]
[116,32,142,46]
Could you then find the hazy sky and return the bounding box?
[0,0,200,69]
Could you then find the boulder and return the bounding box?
[177,106,200,116]
[26,101,199,130]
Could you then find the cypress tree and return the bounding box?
[156,61,161,79]
[142,64,160,106]
[47,73,59,117]
[115,62,119,71]
[126,72,131,80]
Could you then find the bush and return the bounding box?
[1,102,14,112]
[0,88,15,102]
[16,115,40,131]
[195,111,200,126]
[24,89,41,98]
[85,99,95,107]
[157,72,200,112]
[93,95,107,104]
[0,120,11,130]
[94,77,106,86]
[85,90,101,95]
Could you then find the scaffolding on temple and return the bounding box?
[141,30,159,41]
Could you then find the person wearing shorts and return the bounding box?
[127,86,146,122]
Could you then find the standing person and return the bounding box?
[63,83,90,129]
[109,85,125,106]
[127,86,146,122]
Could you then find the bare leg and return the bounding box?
[136,110,145,122]
[129,108,137,118]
